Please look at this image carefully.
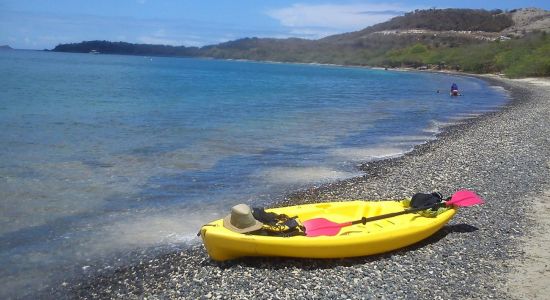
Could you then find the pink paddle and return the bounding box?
[447,189,484,206]
[303,190,484,237]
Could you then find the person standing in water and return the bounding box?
[450,83,459,96]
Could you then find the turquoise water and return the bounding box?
[0,50,508,296]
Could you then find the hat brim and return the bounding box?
[223,215,263,233]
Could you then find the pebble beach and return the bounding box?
[55,76,550,299]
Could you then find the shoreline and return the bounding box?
[55,75,549,299]
[282,73,519,205]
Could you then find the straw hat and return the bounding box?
[223,204,263,233]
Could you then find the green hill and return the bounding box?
[51,8,550,77]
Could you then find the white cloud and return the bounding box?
[2,3,421,49]
[0,10,230,49]
[267,2,419,39]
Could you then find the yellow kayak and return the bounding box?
[199,200,456,261]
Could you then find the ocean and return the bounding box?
[0,50,508,297]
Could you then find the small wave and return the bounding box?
[77,209,216,255]
[423,119,462,134]
[331,146,407,162]
[382,135,436,144]
[258,166,357,185]
[451,112,483,119]
[447,109,499,123]
[489,85,506,91]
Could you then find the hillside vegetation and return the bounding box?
[373,8,513,31]
[51,8,550,78]
[323,8,513,45]
[378,32,550,77]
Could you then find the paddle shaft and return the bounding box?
[349,203,445,226]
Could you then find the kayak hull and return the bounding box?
[200,200,456,261]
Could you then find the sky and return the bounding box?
[1,0,549,50]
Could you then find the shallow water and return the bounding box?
[0,50,508,297]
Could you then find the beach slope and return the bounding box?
[62,77,550,299]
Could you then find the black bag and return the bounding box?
[251,207,305,237]
[252,207,282,226]
[411,192,443,209]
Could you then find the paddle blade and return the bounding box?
[447,189,484,207]
[303,218,351,237]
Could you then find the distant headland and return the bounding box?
[50,8,550,78]
[0,45,14,50]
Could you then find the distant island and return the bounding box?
[53,41,200,57]
[51,8,550,78]
[0,45,14,50]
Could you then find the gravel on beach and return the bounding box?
[57,77,550,299]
